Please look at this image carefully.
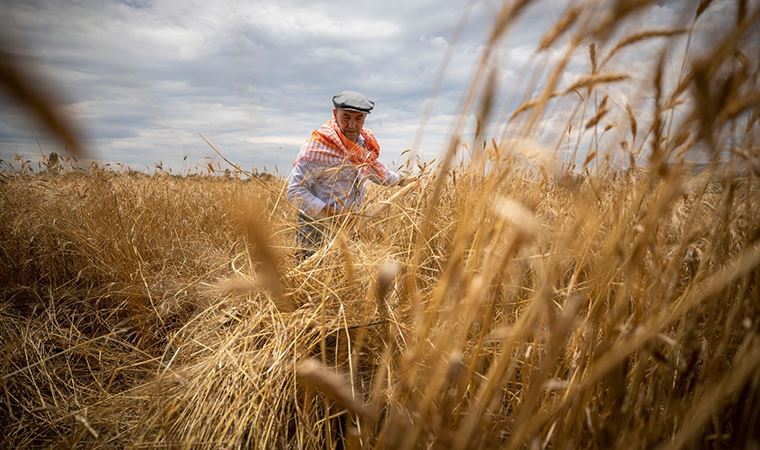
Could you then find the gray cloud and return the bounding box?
[0,0,751,173]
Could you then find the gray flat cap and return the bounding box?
[332,90,374,113]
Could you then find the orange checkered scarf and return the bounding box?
[295,119,385,179]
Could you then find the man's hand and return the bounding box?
[320,204,345,218]
[398,175,419,187]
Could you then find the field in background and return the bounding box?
[2,0,760,448]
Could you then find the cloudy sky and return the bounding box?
[0,0,750,174]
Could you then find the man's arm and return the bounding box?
[367,161,419,187]
[365,159,402,186]
[285,160,327,218]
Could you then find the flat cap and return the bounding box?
[332,90,374,113]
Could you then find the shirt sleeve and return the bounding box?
[365,159,402,186]
[357,134,401,186]
[286,160,327,218]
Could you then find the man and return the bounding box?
[286,90,414,260]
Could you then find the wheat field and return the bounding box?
[1,1,760,449]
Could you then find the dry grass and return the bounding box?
[2,1,760,449]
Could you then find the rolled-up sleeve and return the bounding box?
[286,160,327,218]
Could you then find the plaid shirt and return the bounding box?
[286,134,401,218]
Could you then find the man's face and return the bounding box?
[333,108,366,142]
